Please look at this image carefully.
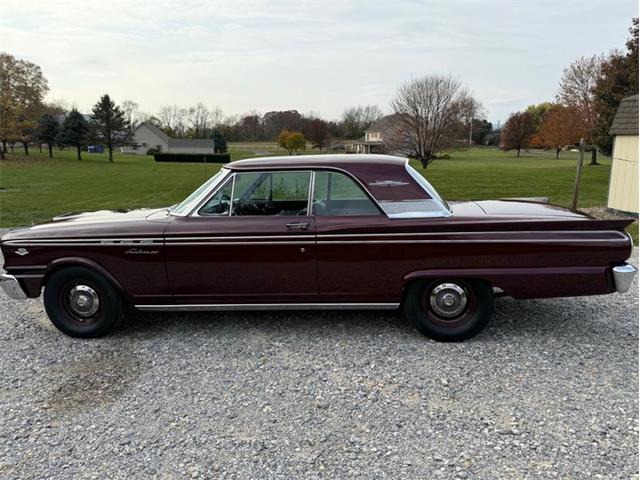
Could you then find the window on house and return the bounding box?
[312,171,380,216]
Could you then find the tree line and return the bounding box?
[501,18,638,162]
[10,16,636,169]
[0,53,134,162]
[130,103,385,148]
[1,47,495,166]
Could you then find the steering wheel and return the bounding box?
[201,194,230,215]
[312,199,328,215]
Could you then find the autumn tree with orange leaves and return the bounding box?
[539,105,583,158]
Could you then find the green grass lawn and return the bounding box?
[0,146,636,241]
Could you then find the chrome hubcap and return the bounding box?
[68,285,100,318]
[430,283,467,318]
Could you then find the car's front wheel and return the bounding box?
[44,266,125,338]
[404,278,494,342]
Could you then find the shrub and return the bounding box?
[154,153,231,163]
[146,148,160,155]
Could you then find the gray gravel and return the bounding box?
[0,245,637,479]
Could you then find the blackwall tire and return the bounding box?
[43,266,124,338]
[404,278,494,342]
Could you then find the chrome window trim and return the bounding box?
[192,170,314,218]
[172,168,232,217]
[192,175,235,217]
[230,165,386,216]
[307,171,316,216]
[396,160,452,219]
[311,168,384,217]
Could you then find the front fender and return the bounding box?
[42,257,132,301]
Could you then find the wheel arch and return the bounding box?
[43,257,132,302]
[401,271,497,303]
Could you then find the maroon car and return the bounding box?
[0,155,636,341]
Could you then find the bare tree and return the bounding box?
[555,55,605,164]
[187,102,211,138]
[157,105,188,136]
[210,106,225,131]
[340,105,383,138]
[389,74,477,168]
[121,100,139,132]
[43,98,69,117]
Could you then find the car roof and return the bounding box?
[226,154,408,171]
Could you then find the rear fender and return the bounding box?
[403,265,614,300]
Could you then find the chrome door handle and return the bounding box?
[286,222,310,231]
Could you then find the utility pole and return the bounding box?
[571,137,585,211]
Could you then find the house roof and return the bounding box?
[136,122,170,142]
[168,138,214,148]
[609,94,639,136]
[364,113,406,133]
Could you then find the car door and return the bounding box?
[165,170,318,304]
[311,170,399,303]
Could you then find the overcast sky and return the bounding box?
[2,0,637,124]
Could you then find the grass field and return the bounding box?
[0,146,636,240]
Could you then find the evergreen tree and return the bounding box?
[212,131,227,153]
[57,109,88,160]
[90,94,131,162]
[37,113,59,158]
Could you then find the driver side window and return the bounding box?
[232,171,311,216]
[198,178,233,216]
[200,171,311,217]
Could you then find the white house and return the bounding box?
[607,94,638,214]
[122,122,215,155]
[353,114,407,154]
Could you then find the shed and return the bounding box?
[607,94,639,214]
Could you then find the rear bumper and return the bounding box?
[0,274,28,300]
[612,264,637,293]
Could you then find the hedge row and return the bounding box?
[154,153,231,163]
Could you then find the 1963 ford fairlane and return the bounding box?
[0,155,636,341]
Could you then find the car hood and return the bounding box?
[450,200,587,219]
[1,207,171,242]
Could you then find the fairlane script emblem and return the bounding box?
[15,248,29,256]
[125,248,159,255]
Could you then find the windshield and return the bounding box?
[170,169,229,216]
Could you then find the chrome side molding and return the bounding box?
[135,303,400,312]
[613,264,637,294]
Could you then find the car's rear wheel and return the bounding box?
[44,266,124,338]
[404,278,494,342]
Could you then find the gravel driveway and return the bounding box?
[0,247,637,479]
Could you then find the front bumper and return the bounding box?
[0,274,28,300]
[612,264,637,294]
